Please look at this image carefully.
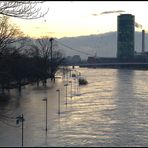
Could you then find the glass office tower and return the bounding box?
[117,14,135,62]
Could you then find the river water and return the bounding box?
[0,67,148,147]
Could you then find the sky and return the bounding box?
[10,1,148,39]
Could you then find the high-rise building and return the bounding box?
[117,14,135,61]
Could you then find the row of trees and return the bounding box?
[0,1,65,94]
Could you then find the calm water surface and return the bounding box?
[0,68,148,147]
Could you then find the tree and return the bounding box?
[30,37,65,85]
[0,16,28,93]
[30,37,53,86]
[0,1,49,19]
[51,50,65,81]
[0,16,25,57]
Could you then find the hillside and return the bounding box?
[58,31,148,60]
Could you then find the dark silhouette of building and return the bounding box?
[71,55,81,64]
[87,56,97,63]
[117,14,135,62]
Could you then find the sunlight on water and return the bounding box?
[0,68,148,147]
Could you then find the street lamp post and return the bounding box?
[64,83,68,105]
[74,78,77,96]
[16,114,25,147]
[70,69,72,77]
[76,77,79,95]
[56,89,60,115]
[69,81,72,99]
[50,38,54,81]
[42,97,47,133]
[66,71,69,82]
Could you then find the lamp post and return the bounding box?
[50,38,54,81]
[76,77,79,95]
[56,89,60,115]
[42,97,47,133]
[69,81,72,99]
[64,83,68,105]
[66,71,69,82]
[74,78,77,96]
[16,114,25,147]
[70,69,72,77]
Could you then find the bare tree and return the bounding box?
[30,37,53,86]
[30,37,64,85]
[0,15,28,93]
[0,16,25,57]
[31,38,52,60]
[0,1,49,19]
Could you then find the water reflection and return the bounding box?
[0,68,148,146]
[111,69,148,146]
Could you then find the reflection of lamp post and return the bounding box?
[42,97,47,133]
[16,114,25,147]
[69,81,72,98]
[56,89,60,115]
[64,83,68,105]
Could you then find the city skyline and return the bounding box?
[10,1,148,39]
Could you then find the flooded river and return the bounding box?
[0,67,148,147]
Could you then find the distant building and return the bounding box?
[134,51,148,62]
[117,14,135,62]
[66,56,72,62]
[71,55,81,64]
[87,56,97,63]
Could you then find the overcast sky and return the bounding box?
[11,1,148,39]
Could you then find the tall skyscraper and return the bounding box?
[117,14,135,62]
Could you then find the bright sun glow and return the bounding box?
[10,1,148,39]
